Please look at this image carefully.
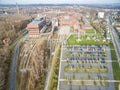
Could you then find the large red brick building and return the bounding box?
[27,17,46,35]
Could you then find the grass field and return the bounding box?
[67,34,109,45]
[85,29,95,33]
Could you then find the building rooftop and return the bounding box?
[29,17,44,25]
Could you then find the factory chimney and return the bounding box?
[16,2,20,14]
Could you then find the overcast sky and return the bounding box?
[0,0,120,4]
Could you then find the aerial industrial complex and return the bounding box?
[0,4,120,90]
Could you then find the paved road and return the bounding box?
[9,30,28,90]
[108,15,120,63]
[10,43,20,90]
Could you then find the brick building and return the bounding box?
[27,17,46,35]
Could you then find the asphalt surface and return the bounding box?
[10,43,19,90]
[58,45,115,90]
[108,15,120,62]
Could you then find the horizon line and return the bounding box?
[0,3,120,5]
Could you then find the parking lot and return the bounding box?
[58,45,115,90]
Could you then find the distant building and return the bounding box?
[59,14,81,33]
[98,12,104,18]
[113,12,120,20]
[59,15,78,27]
[59,14,92,32]
[0,11,6,14]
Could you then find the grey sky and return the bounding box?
[0,0,120,4]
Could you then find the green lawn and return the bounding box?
[85,29,95,33]
[67,35,109,45]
